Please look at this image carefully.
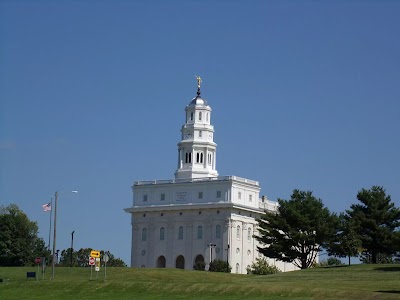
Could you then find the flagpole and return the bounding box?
[51,191,58,280]
[48,197,53,251]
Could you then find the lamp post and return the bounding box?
[225,244,230,273]
[50,190,78,280]
[208,243,216,267]
[70,231,75,267]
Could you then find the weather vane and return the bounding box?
[195,75,202,89]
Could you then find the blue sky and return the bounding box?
[1,1,399,264]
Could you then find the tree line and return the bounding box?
[0,204,126,267]
[255,186,400,269]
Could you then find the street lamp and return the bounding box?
[208,243,216,266]
[51,190,78,280]
[225,244,230,273]
[70,231,75,267]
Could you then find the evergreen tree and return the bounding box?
[327,213,361,265]
[347,186,400,264]
[255,190,337,269]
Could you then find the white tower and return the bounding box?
[174,77,218,179]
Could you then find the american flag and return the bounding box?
[42,202,51,212]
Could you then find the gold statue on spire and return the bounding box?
[195,75,202,89]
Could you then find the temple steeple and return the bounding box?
[174,77,218,179]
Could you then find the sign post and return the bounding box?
[95,257,100,280]
[103,252,109,280]
[34,257,41,281]
[89,256,95,280]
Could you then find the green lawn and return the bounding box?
[0,264,399,299]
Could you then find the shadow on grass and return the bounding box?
[319,265,349,269]
[374,267,400,272]
[376,290,400,294]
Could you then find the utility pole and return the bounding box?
[70,231,75,267]
[51,191,58,280]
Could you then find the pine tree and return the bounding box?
[255,190,337,269]
[347,186,400,264]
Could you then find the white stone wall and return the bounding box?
[125,177,299,274]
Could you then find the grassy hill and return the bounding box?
[0,264,399,299]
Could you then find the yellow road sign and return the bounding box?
[90,250,100,258]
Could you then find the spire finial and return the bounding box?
[195,75,202,96]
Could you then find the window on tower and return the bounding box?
[197,226,203,239]
[248,228,252,241]
[238,192,242,200]
[178,226,183,240]
[190,112,193,121]
[206,113,209,122]
[216,225,221,239]
[143,195,148,202]
[161,193,165,201]
[198,192,203,199]
[200,153,203,163]
[199,131,202,138]
[199,112,202,121]
[216,191,221,198]
[142,228,147,241]
[196,152,200,163]
[160,227,165,240]
[189,153,192,163]
[237,225,241,239]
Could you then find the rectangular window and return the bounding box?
[198,192,203,199]
[199,131,202,138]
[143,195,148,202]
[238,192,241,200]
[216,191,221,198]
[161,193,165,201]
[249,195,252,202]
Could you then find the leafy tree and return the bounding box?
[209,259,231,273]
[327,214,361,265]
[0,204,49,266]
[347,186,400,264]
[255,190,338,269]
[58,248,127,267]
[246,257,281,275]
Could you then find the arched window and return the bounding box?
[236,225,240,239]
[196,152,200,163]
[236,263,240,274]
[206,113,209,122]
[189,153,192,163]
[160,227,165,240]
[248,228,251,241]
[199,112,202,121]
[190,112,193,121]
[185,153,188,163]
[197,226,203,239]
[200,153,203,163]
[142,228,147,241]
[216,225,221,239]
[178,226,183,240]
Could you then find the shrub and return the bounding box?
[209,259,231,273]
[246,258,281,275]
[193,260,206,271]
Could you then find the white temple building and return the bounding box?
[124,78,297,273]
